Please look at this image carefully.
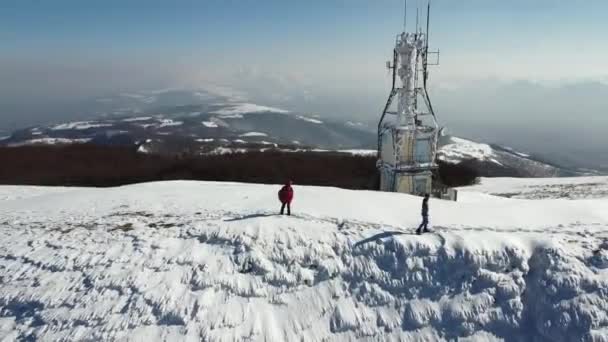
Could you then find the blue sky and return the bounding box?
[3,0,606,82]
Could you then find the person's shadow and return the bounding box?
[224,213,276,222]
[354,231,410,248]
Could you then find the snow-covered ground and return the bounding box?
[463,176,608,200]
[1,178,608,341]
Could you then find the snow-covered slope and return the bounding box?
[439,137,501,164]
[463,176,608,200]
[1,179,608,341]
[438,136,582,177]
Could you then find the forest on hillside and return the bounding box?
[0,145,478,189]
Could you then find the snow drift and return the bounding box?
[1,178,608,341]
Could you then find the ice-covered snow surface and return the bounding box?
[1,179,608,341]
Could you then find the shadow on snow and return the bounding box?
[223,213,277,222]
[354,230,411,248]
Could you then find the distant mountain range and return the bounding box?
[0,89,597,178]
[437,136,590,177]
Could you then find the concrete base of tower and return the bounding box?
[378,167,458,201]
[379,169,433,195]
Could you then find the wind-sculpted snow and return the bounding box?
[1,181,608,341]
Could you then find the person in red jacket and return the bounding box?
[278,180,294,215]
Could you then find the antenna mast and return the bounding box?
[426,0,431,49]
[424,0,431,82]
[403,0,407,32]
[415,5,419,34]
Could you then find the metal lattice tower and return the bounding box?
[377,0,441,196]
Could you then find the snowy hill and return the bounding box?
[438,136,585,177]
[1,178,608,341]
[463,176,608,200]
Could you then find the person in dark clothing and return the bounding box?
[416,193,430,235]
[278,180,294,215]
